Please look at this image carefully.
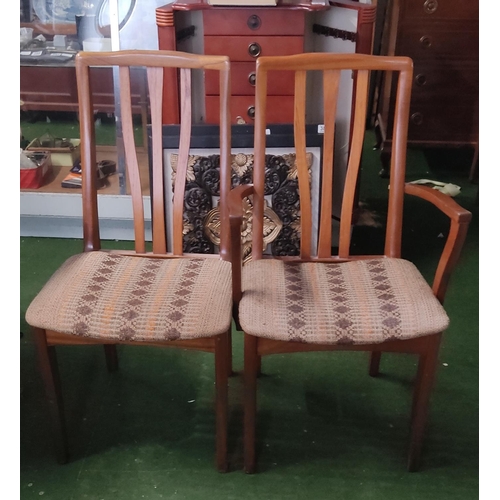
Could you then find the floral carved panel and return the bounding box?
[170,152,313,257]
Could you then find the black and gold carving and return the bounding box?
[170,152,313,257]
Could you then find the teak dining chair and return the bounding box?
[25,50,233,472]
[229,53,472,473]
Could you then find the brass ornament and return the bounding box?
[204,196,283,263]
[282,152,313,180]
[232,153,253,177]
[170,154,197,184]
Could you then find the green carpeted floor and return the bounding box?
[20,120,479,499]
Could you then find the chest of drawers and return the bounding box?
[376,0,479,173]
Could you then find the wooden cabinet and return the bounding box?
[376,0,479,170]
[20,64,145,114]
[156,0,378,125]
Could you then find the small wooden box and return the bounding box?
[26,138,81,167]
[20,152,53,189]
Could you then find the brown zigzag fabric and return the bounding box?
[239,258,449,345]
[26,252,232,341]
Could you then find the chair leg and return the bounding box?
[214,331,229,472]
[369,351,382,377]
[244,333,259,474]
[33,328,69,464]
[103,344,119,372]
[256,355,262,377]
[407,334,442,472]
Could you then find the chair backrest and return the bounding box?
[75,50,231,257]
[251,53,413,262]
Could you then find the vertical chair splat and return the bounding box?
[119,66,146,253]
[172,68,193,256]
[338,69,369,258]
[294,70,312,260]
[318,70,340,258]
[147,66,167,254]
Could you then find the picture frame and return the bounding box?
[149,124,326,257]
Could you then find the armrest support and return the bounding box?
[228,184,255,309]
[404,183,472,303]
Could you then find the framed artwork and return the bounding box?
[151,124,326,258]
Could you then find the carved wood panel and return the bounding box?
[170,152,312,258]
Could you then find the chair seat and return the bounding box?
[239,258,449,345]
[26,251,232,341]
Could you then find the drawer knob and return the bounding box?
[419,35,432,48]
[248,42,261,58]
[247,106,255,119]
[411,112,424,125]
[423,0,438,14]
[247,15,261,30]
[236,116,246,125]
[248,72,256,86]
[415,74,427,86]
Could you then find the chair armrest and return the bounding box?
[404,183,472,303]
[228,184,255,309]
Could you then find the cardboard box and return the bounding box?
[20,152,53,189]
[26,138,80,167]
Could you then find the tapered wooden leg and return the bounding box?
[103,344,119,372]
[369,351,382,377]
[407,334,442,472]
[214,331,229,472]
[256,355,262,377]
[244,333,259,474]
[33,328,68,464]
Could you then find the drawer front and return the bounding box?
[407,103,479,143]
[396,23,478,61]
[21,66,77,102]
[205,62,295,96]
[204,36,304,62]
[410,62,478,103]
[401,0,478,21]
[205,95,294,124]
[203,8,305,36]
[20,66,143,112]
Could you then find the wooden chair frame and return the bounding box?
[31,50,233,472]
[228,53,472,472]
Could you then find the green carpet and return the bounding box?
[21,111,143,147]
[20,130,479,499]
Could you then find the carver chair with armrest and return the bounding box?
[25,50,233,472]
[229,53,472,473]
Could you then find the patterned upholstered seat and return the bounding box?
[239,258,449,345]
[26,252,232,342]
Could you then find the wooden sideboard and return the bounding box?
[156,0,377,125]
[375,0,479,174]
[20,64,145,114]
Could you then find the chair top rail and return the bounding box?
[76,49,230,71]
[256,53,413,73]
